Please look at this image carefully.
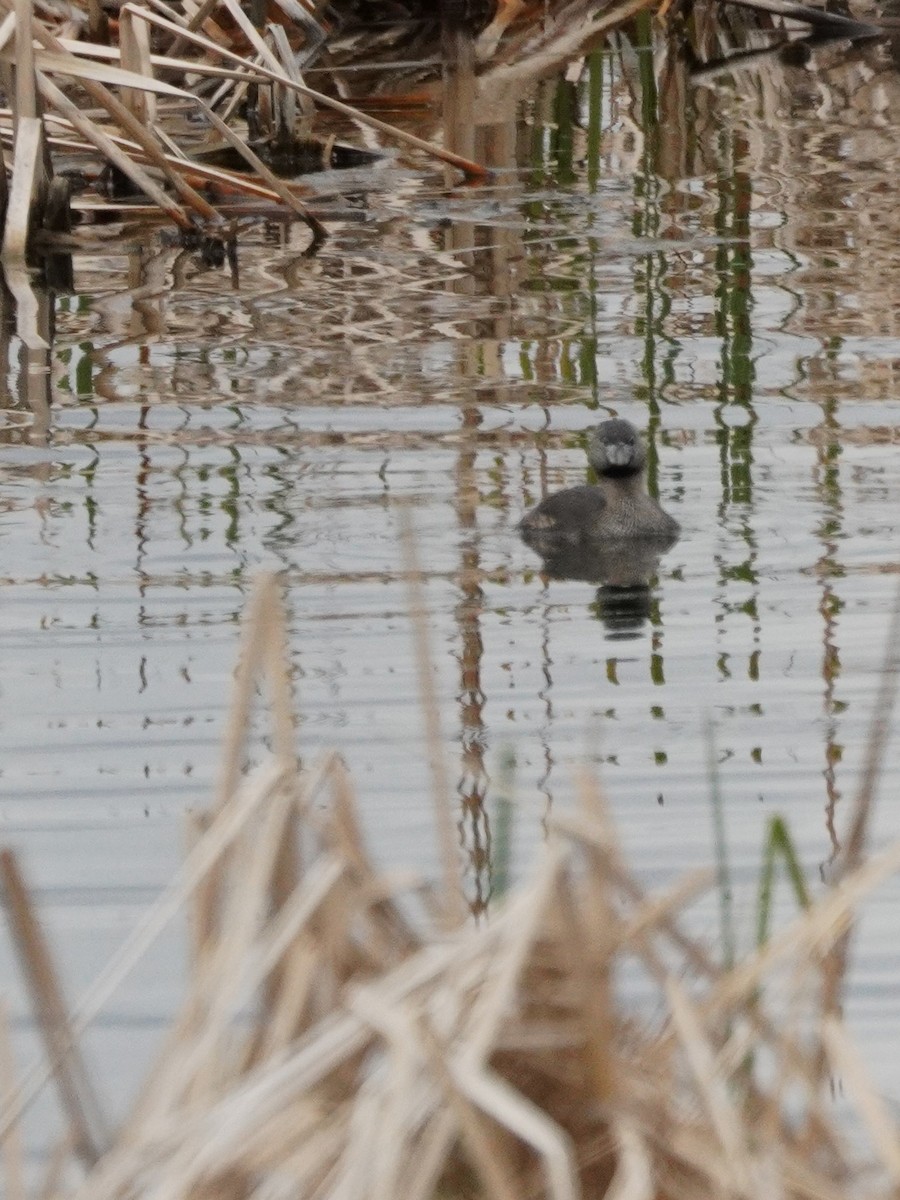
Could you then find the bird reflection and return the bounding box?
[520,419,679,636]
[524,532,676,637]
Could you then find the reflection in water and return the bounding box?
[443,16,512,916]
[524,532,674,636]
[687,26,885,84]
[590,584,653,639]
[522,530,676,587]
[6,7,900,1142]
[1,265,53,441]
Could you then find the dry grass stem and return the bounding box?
[0,850,109,1166]
[0,1001,25,1200]
[1,0,685,253]
[1,577,899,1199]
[820,1018,900,1181]
[12,0,37,121]
[120,3,489,179]
[2,116,47,260]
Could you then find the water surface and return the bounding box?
[4,16,900,1147]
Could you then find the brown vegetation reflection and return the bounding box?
[3,6,900,879]
[443,22,510,915]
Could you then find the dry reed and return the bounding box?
[0,574,898,1198]
[1,0,683,256]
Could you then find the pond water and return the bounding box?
[5,12,900,1151]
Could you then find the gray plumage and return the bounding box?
[519,418,679,547]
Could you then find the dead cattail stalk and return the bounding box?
[215,575,292,812]
[0,1001,25,1200]
[820,1017,900,1182]
[120,3,490,180]
[31,41,224,229]
[813,583,900,1087]
[117,4,156,125]
[193,95,327,258]
[2,117,49,261]
[12,0,38,121]
[35,73,193,230]
[3,580,900,1200]
[0,850,109,1166]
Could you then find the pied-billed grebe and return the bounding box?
[519,418,679,545]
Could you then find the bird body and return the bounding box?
[519,419,679,547]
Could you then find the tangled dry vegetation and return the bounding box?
[1,0,886,262]
[0,0,678,263]
[1,576,900,1199]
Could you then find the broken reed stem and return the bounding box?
[151,0,324,235]
[836,581,900,880]
[120,3,490,180]
[215,574,289,811]
[268,24,305,138]
[12,0,37,121]
[35,73,193,231]
[2,118,48,263]
[694,834,900,1036]
[0,1001,25,1200]
[478,0,655,82]
[194,92,326,245]
[453,1064,580,1200]
[118,5,155,126]
[325,759,422,962]
[817,581,900,1079]
[165,0,219,58]
[459,843,567,1067]
[0,120,319,209]
[666,978,755,1191]
[0,760,305,1148]
[25,12,225,229]
[218,0,285,75]
[134,816,333,1123]
[0,850,109,1167]
[552,805,840,1093]
[398,507,467,931]
[418,1018,525,1200]
[552,870,619,1106]
[564,772,624,1107]
[46,45,271,86]
[4,573,900,1199]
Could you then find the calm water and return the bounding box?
[5,18,900,1146]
